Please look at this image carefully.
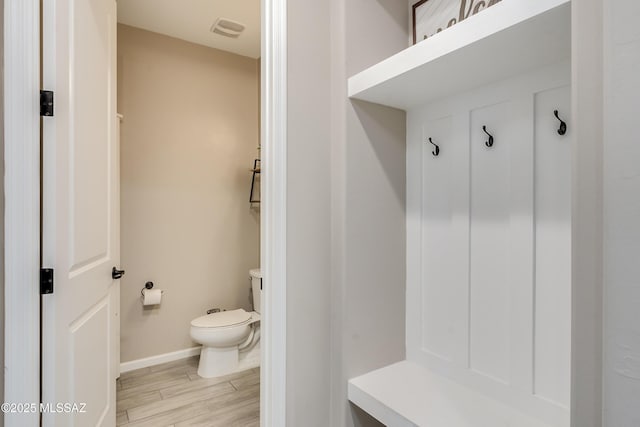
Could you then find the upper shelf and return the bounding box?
[348,0,571,110]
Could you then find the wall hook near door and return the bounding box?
[554,110,567,135]
[428,137,440,157]
[482,126,494,148]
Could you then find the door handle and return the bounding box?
[112,267,125,280]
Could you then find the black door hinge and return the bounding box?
[41,268,54,294]
[40,90,54,117]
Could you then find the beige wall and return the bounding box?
[118,24,260,362]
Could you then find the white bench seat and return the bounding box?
[348,361,554,427]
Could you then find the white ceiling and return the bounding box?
[117,0,261,59]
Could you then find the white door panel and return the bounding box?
[42,0,119,425]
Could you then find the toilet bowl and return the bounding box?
[190,268,262,378]
[190,309,260,378]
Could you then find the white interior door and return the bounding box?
[41,0,119,425]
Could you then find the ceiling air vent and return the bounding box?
[210,18,246,38]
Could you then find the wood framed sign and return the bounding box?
[412,0,502,44]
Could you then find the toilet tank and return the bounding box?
[250,268,262,314]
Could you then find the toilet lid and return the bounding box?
[191,309,252,328]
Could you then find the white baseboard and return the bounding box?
[120,346,202,373]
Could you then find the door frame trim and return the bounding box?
[261,0,288,425]
[2,0,42,423]
[3,0,288,426]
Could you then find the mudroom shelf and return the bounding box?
[347,0,570,110]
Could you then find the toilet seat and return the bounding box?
[191,309,252,329]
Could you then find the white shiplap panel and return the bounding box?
[421,115,469,364]
[533,85,571,408]
[469,99,515,384]
[405,62,571,427]
[507,95,536,395]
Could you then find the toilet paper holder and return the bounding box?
[140,281,164,297]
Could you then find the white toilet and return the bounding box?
[190,268,262,378]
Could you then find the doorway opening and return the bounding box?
[3,0,286,425]
[114,1,262,425]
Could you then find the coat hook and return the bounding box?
[482,126,494,148]
[428,137,440,157]
[554,110,567,135]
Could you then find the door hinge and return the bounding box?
[40,90,54,117]
[41,268,54,294]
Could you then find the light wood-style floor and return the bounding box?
[116,356,259,427]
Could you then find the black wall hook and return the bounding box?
[554,110,567,135]
[482,126,494,148]
[428,137,440,157]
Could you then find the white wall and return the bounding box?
[285,0,332,424]
[284,1,407,425]
[603,0,640,425]
[330,1,408,426]
[569,1,605,426]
